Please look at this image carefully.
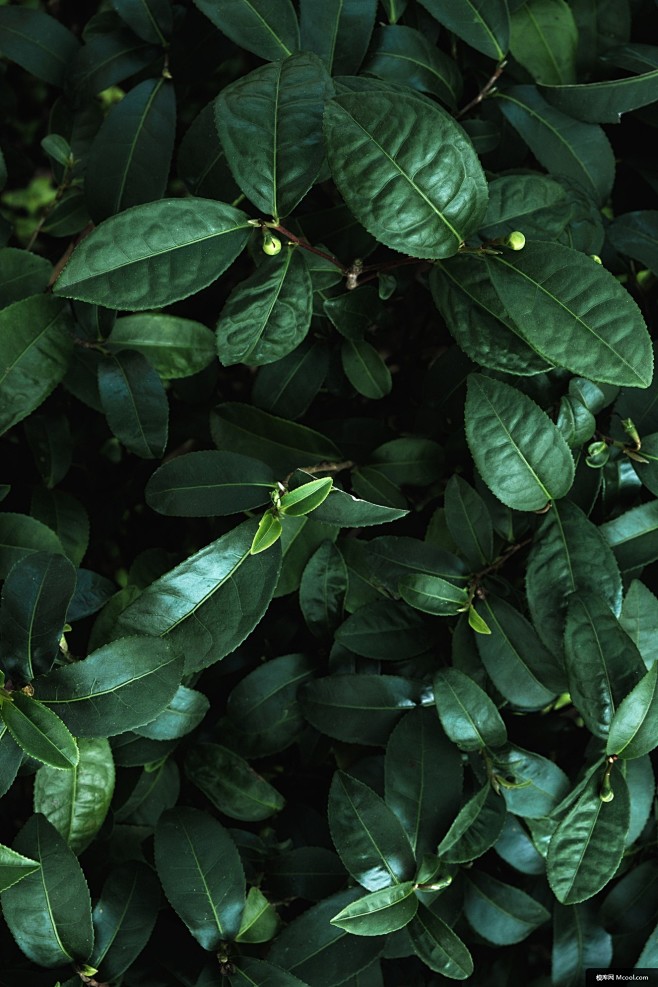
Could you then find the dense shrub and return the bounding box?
[1,1,658,984]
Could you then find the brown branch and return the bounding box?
[272,223,348,273]
[48,222,94,287]
[456,60,507,119]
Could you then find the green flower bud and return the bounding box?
[590,254,603,264]
[505,231,525,251]
[262,232,282,256]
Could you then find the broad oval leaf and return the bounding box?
[330,882,418,935]
[341,339,392,399]
[606,663,658,758]
[434,668,507,752]
[33,737,115,853]
[37,636,184,736]
[108,313,217,379]
[114,518,281,672]
[328,771,415,891]
[54,198,250,310]
[2,814,93,968]
[300,0,377,75]
[547,769,630,904]
[154,806,246,948]
[215,53,333,218]
[408,903,474,980]
[134,684,209,741]
[146,451,276,517]
[301,674,420,746]
[465,373,574,510]
[364,25,463,108]
[217,249,313,367]
[193,0,300,61]
[0,513,65,580]
[185,742,285,821]
[2,693,78,770]
[417,0,509,60]
[335,600,431,659]
[324,91,488,259]
[492,744,570,819]
[510,0,578,85]
[438,784,507,864]
[91,862,161,983]
[464,871,550,944]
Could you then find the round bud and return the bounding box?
[590,254,603,264]
[262,233,282,256]
[505,231,526,251]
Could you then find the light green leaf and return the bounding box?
[331,882,417,936]
[2,693,78,770]
[145,451,276,517]
[607,664,658,758]
[193,0,299,61]
[1,814,93,968]
[108,313,216,378]
[399,573,469,616]
[465,373,574,510]
[547,769,630,904]
[34,738,115,853]
[433,667,507,752]
[0,843,39,894]
[236,887,280,943]
[280,477,333,517]
[0,295,74,437]
[114,518,281,672]
[324,91,488,259]
[251,511,283,554]
[154,806,246,949]
[417,0,509,60]
[408,904,473,980]
[217,249,313,366]
[215,53,332,218]
[497,85,615,204]
[54,198,250,310]
[511,0,577,85]
[300,0,377,75]
[185,742,285,821]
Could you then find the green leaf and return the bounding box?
[547,769,630,904]
[0,725,23,800]
[323,91,488,260]
[619,579,658,670]
[299,541,347,637]
[230,957,312,987]
[367,437,444,487]
[71,23,158,96]
[33,738,115,853]
[210,403,341,475]
[399,573,469,616]
[154,806,246,948]
[30,488,89,568]
[497,85,615,205]
[601,498,658,571]
[236,887,280,944]
[479,173,571,241]
[444,476,494,568]
[193,0,299,61]
[308,486,409,527]
[438,784,507,863]
[0,7,79,86]
[364,25,462,108]
[341,339,392,399]
[328,771,415,890]
[464,871,550,944]
[252,338,330,420]
[301,675,420,746]
[564,592,645,738]
[2,693,78,770]
[417,0,509,60]
[608,211,658,277]
[85,78,176,222]
[0,551,76,682]
[0,248,52,308]
[112,0,173,44]
[114,518,281,672]
[433,667,507,751]
[0,513,65,579]
[90,862,161,983]
[336,600,431,658]
[480,242,653,387]
[280,477,333,516]
[145,451,276,517]
[526,499,622,657]
[215,53,332,218]
[185,742,285,821]
[408,904,473,980]
[492,745,570,818]
[474,597,562,707]
[1,814,93,967]
[37,636,184,736]
[24,411,72,489]
[510,0,578,85]
[300,0,376,74]
[331,882,417,936]
[134,684,209,740]
[606,664,658,758]
[266,846,344,904]
[0,843,39,894]
[0,295,74,437]
[552,902,612,987]
[540,67,658,123]
[218,249,313,367]
[385,707,463,856]
[251,511,283,554]
[177,101,240,202]
[465,373,574,511]
[268,889,384,985]
[98,350,168,459]
[54,198,250,310]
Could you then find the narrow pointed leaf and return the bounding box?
[0,7,79,85]
[400,573,469,616]
[185,742,285,821]
[607,664,658,758]
[464,871,550,944]
[230,958,312,987]
[98,350,168,459]
[552,902,612,987]
[112,0,173,44]
[145,451,276,517]
[408,904,473,980]
[0,843,39,894]
[91,862,161,982]
[331,883,417,936]
[540,68,658,123]
[438,784,507,863]
[2,693,78,770]
[193,0,299,61]
[417,0,509,60]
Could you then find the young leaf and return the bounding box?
[154,806,246,949]
[145,451,276,517]
[330,882,418,936]
[251,511,284,555]
[465,373,574,510]
[54,198,251,310]
[279,477,333,516]
[433,668,507,752]
[324,91,488,259]
[408,903,474,980]
[1,814,93,968]
[90,862,161,983]
[2,693,79,770]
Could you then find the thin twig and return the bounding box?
[456,60,507,119]
[48,221,94,287]
[273,223,348,272]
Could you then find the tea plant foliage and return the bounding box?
[0,0,657,984]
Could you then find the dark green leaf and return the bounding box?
[301,675,420,745]
[0,513,64,579]
[399,574,469,616]
[98,349,169,458]
[0,248,51,308]
[91,862,161,982]
[417,0,509,60]
[552,902,612,987]
[215,53,332,218]
[177,101,239,201]
[218,249,313,366]
[0,7,79,85]
[146,451,276,517]
[438,784,507,863]
[540,67,658,123]
[299,541,347,637]
[331,883,417,936]
[444,476,494,568]
[328,771,415,890]
[24,411,72,489]
[408,904,473,980]
[114,518,281,672]
[308,486,409,527]
[300,0,376,74]
[154,806,246,948]
[85,78,176,222]
[71,25,158,95]
[231,957,312,987]
[619,579,658,670]
[491,745,570,818]
[601,499,658,571]
[434,668,507,751]
[37,636,184,736]
[2,693,78,770]
[336,600,431,659]
[324,91,488,259]
[479,173,571,241]
[112,0,173,44]
[193,0,299,61]
[33,738,115,853]
[0,843,39,894]
[464,871,550,944]
[0,725,22,800]
[364,25,462,108]
[0,551,76,682]
[135,684,209,740]
[108,312,217,379]
[267,847,345,904]
[54,198,250,310]
[547,769,630,904]
[30,487,89,568]
[607,663,658,758]
[341,339,392,399]
[1,814,93,967]
[368,438,443,487]
[252,338,330,420]
[608,211,658,276]
[185,742,285,821]
[510,0,577,85]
